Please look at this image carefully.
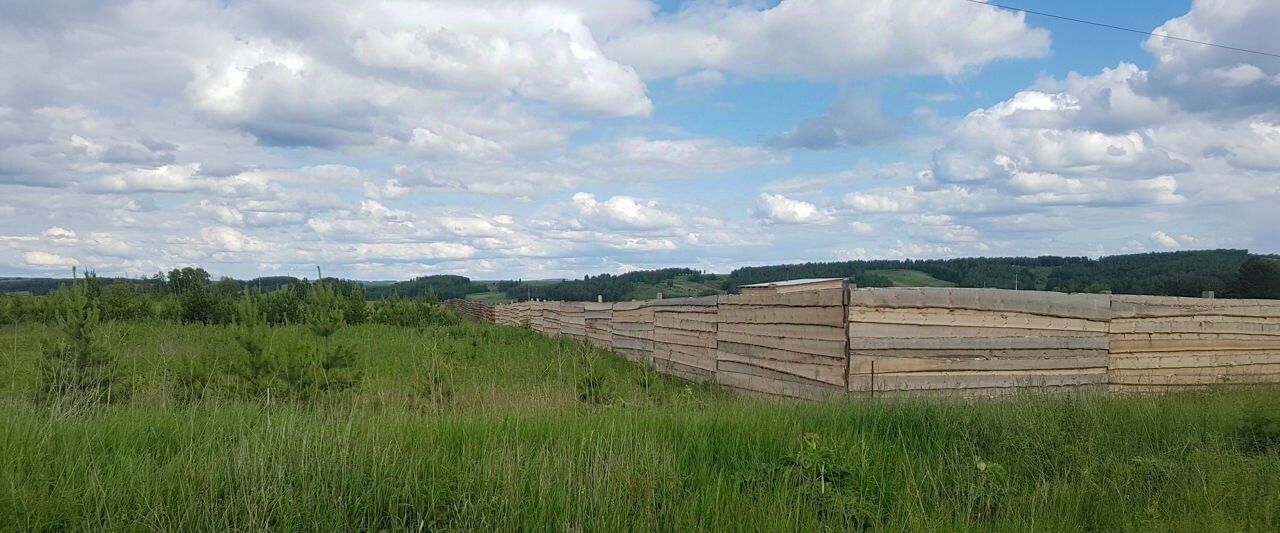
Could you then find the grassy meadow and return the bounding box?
[864,269,957,288]
[2,315,1280,531]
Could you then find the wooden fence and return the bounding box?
[847,288,1110,398]
[442,298,494,322]
[653,296,718,383]
[1109,295,1280,392]
[490,287,1280,400]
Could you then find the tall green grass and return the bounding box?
[1,321,1278,531]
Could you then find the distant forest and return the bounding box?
[4,249,1279,301]
[726,249,1271,296]
[501,249,1280,301]
[0,272,484,301]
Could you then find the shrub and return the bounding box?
[98,282,154,321]
[35,284,127,410]
[305,282,346,339]
[367,296,459,327]
[179,288,234,325]
[218,297,363,403]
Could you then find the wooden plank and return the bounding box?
[719,322,847,342]
[611,337,653,350]
[849,323,1104,338]
[848,288,1111,321]
[850,369,1107,392]
[849,336,1109,351]
[612,314,654,323]
[651,295,719,307]
[665,352,716,373]
[1112,363,1280,376]
[718,331,846,358]
[717,306,846,327]
[848,353,1108,374]
[849,348,1104,359]
[660,341,715,357]
[653,316,717,333]
[1109,371,1280,386]
[1109,335,1280,353]
[717,346,846,386]
[654,329,717,348]
[720,289,845,308]
[848,307,1108,332]
[870,384,1106,399]
[715,360,844,400]
[1112,295,1280,319]
[1109,352,1280,370]
[1110,317,1280,336]
[651,306,718,317]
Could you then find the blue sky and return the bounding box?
[1,0,1278,280]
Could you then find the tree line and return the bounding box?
[0,267,459,327]
[500,268,703,302]
[726,250,1280,299]
[5,250,1278,309]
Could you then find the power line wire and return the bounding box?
[961,0,1280,59]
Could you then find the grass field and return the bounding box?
[464,289,512,305]
[866,269,957,288]
[627,274,724,300]
[2,320,1279,531]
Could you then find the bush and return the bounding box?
[179,288,234,325]
[305,282,347,339]
[35,284,127,410]
[367,297,459,327]
[98,282,153,321]
[215,297,363,403]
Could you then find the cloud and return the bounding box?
[605,0,1050,79]
[362,179,411,200]
[770,95,902,150]
[1142,0,1280,114]
[570,192,681,230]
[674,70,725,91]
[1,0,1277,279]
[392,135,783,196]
[23,251,78,267]
[201,226,268,253]
[1150,231,1183,249]
[756,193,833,224]
[96,164,204,193]
[843,191,909,213]
[349,13,651,117]
[42,226,78,243]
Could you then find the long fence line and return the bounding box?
[443,298,495,323]
[473,284,1280,399]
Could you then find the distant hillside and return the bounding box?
[6,249,1275,300]
[503,249,1274,302]
[865,269,956,288]
[501,268,722,302]
[363,275,487,301]
[0,276,162,295]
[727,249,1259,297]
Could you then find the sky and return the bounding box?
[1,0,1279,281]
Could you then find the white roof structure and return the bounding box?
[739,278,846,294]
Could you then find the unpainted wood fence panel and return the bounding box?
[847,288,1110,397]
